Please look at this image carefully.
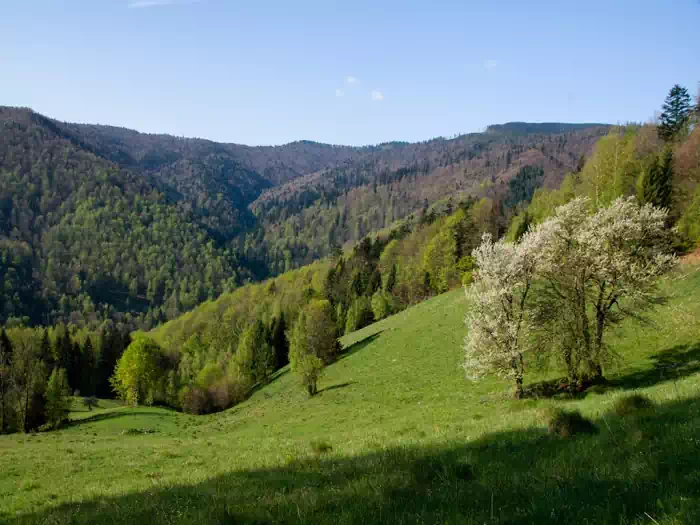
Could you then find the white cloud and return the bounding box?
[335,89,345,97]
[371,89,384,102]
[346,76,359,85]
[128,0,201,8]
[484,59,499,70]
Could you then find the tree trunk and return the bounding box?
[514,375,523,399]
[0,380,5,434]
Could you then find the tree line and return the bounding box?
[0,325,130,433]
[2,84,697,429]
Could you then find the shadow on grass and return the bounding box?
[339,331,383,361]
[524,341,700,399]
[609,341,700,390]
[318,381,355,394]
[249,368,291,397]
[9,395,700,524]
[66,409,176,427]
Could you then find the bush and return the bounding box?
[181,386,212,415]
[548,409,598,438]
[614,394,655,416]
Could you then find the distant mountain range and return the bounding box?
[0,106,610,328]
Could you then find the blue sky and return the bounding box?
[1,0,698,146]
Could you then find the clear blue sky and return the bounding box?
[1,0,698,146]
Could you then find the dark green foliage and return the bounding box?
[385,264,397,293]
[614,394,655,416]
[96,328,130,399]
[268,315,289,368]
[658,85,692,141]
[504,165,544,209]
[548,409,598,438]
[641,148,674,209]
[83,396,99,411]
[0,329,13,433]
[80,337,96,396]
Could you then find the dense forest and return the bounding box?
[0,84,698,432]
[0,107,608,329]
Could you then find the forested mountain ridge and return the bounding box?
[248,123,610,271]
[0,105,610,328]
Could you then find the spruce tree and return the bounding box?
[641,148,673,210]
[39,330,54,371]
[81,336,96,396]
[269,315,289,369]
[658,84,692,141]
[385,264,397,293]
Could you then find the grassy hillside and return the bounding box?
[2,264,700,524]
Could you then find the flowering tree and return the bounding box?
[463,232,539,398]
[465,197,677,394]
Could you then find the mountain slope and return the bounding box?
[248,124,610,269]
[2,264,700,524]
[0,106,610,326]
[0,107,250,327]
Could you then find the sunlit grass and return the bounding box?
[2,266,699,524]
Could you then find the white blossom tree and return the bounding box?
[463,232,539,398]
[465,197,677,394]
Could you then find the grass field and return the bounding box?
[2,265,700,524]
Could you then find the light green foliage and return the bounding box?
[110,336,165,406]
[235,321,275,385]
[528,173,579,223]
[579,128,640,207]
[289,300,338,395]
[678,185,700,246]
[44,368,71,427]
[7,328,46,433]
[370,291,394,321]
[423,222,457,293]
[344,297,374,335]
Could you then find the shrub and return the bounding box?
[614,394,655,416]
[181,386,212,415]
[548,409,598,437]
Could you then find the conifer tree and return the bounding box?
[81,336,96,396]
[658,84,692,141]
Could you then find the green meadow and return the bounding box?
[2,264,700,524]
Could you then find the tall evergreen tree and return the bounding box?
[39,330,54,371]
[81,336,96,396]
[269,315,289,369]
[69,340,82,395]
[658,84,692,141]
[640,148,674,210]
